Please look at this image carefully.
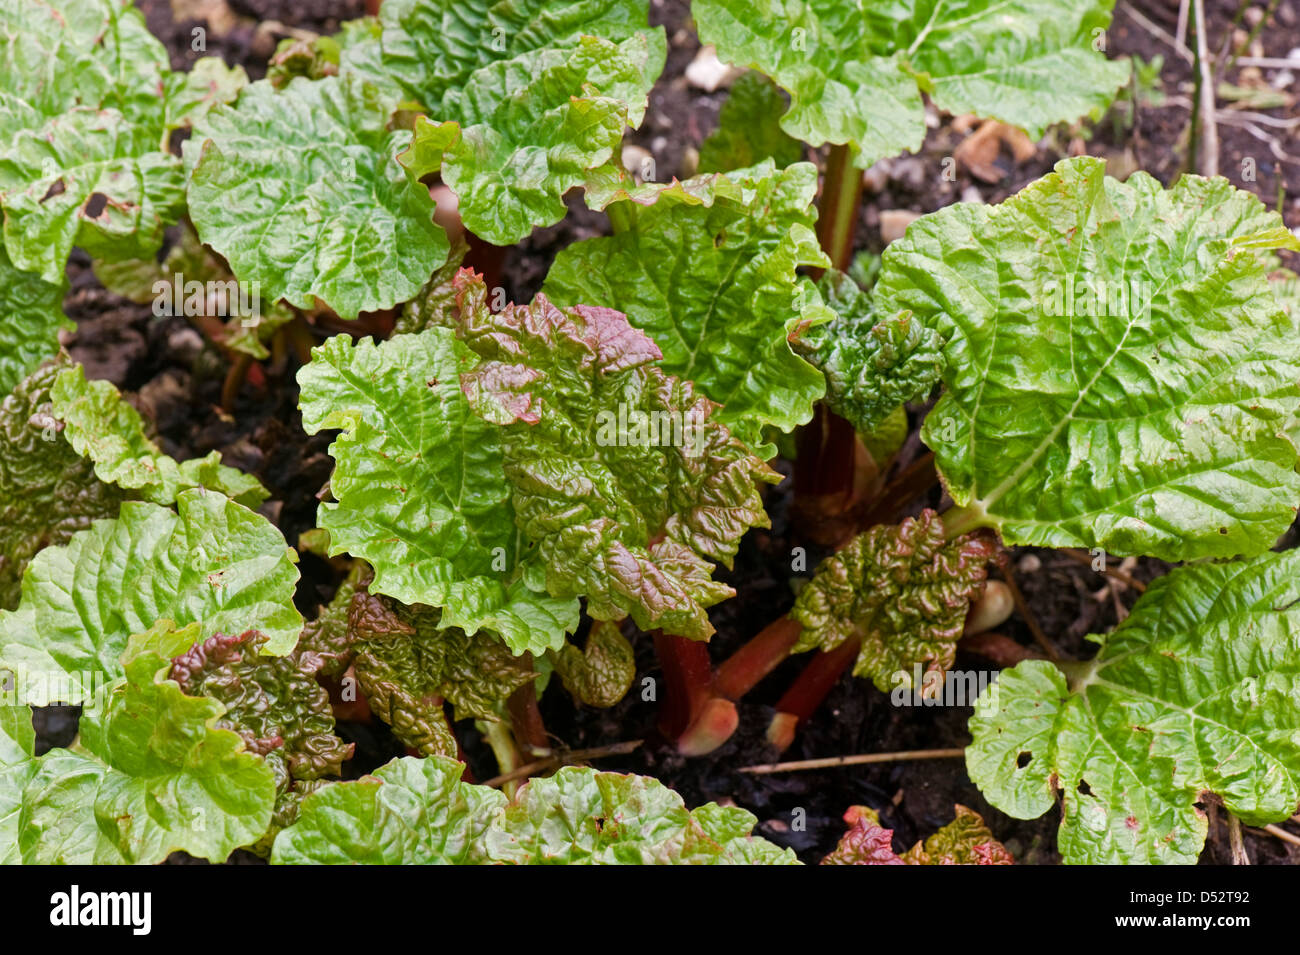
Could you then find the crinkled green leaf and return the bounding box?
[51,364,268,507]
[791,509,994,691]
[297,328,579,655]
[692,0,1129,168]
[488,765,798,863]
[0,490,302,705]
[0,705,37,864]
[822,804,1013,864]
[9,646,276,864]
[374,0,664,244]
[968,548,1300,864]
[185,73,449,319]
[0,246,72,396]
[885,157,1300,559]
[161,57,248,134]
[271,755,506,864]
[169,628,352,788]
[273,754,798,864]
[790,268,942,438]
[697,71,803,173]
[348,578,534,725]
[544,161,829,456]
[449,270,778,639]
[0,0,188,277]
[0,110,186,281]
[393,233,470,335]
[554,619,636,708]
[0,358,125,611]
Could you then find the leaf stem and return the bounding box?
[712,615,803,700]
[765,637,860,751]
[815,143,864,273]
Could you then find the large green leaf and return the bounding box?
[6,646,276,864]
[297,329,579,655]
[791,509,994,691]
[691,0,1129,168]
[882,157,1300,559]
[51,364,268,507]
[0,1,236,278]
[544,161,829,456]
[379,0,665,244]
[185,74,449,319]
[0,490,302,705]
[271,755,798,864]
[968,549,1300,864]
[0,246,72,396]
[0,358,124,611]
[270,755,505,864]
[448,271,779,640]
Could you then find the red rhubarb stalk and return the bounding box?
[766,637,860,751]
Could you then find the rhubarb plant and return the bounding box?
[299,270,777,650]
[691,0,1129,169]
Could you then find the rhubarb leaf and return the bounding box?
[967,548,1300,864]
[271,755,505,864]
[169,628,353,791]
[11,644,276,864]
[698,72,803,173]
[448,271,779,640]
[0,358,125,610]
[297,328,579,655]
[51,364,269,508]
[823,804,1012,864]
[790,268,943,437]
[0,490,302,705]
[887,157,1300,559]
[544,161,829,455]
[374,0,665,244]
[347,580,534,737]
[0,706,36,864]
[554,619,636,708]
[272,755,798,864]
[0,0,189,278]
[791,509,994,691]
[0,247,72,396]
[692,0,1129,168]
[487,767,799,864]
[185,74,449,319]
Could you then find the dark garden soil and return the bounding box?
[32,0,1300,865]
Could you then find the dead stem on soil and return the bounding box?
[1228,814,1250,864]
[1261,823,1300,849]
[481,740,644,789]
[739,747,967,775]
[1000,562,1061,661]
